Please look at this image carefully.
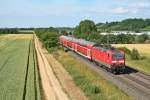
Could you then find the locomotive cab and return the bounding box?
[111,51,125,73]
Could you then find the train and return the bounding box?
[59,35,126,74]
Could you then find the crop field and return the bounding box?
[0,34,41,100]
[113,44,150,73]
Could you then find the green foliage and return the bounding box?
[35,27,59,52]
[117,47,131,54]
[53,51,132,100]
[97,18,150,31]
[74,19,150,44]
[74,20,97,39]
[87,33,101,41]
[126,53,150,73]
[142,25,150,31]
[95,33,135,44]
[135,34,149,43]
[130,48,141,60]
[115,34,135,44]
[61,30,68,35]
[0,28,18,34]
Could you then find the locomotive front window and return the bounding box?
[112,54,124,59]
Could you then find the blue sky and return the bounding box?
[0,0,150,28]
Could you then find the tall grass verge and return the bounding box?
[53,50,133,100]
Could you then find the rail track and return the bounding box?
[69,51,150,100]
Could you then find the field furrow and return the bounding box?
[0,34,41,100]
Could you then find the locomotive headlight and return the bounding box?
[119,60,124,63]
[112,60,117,63]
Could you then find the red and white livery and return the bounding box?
[59,35,125,74]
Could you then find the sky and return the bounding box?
[0,0,150,28]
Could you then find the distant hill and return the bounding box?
[56,27,74,33]
[96,18,150,32]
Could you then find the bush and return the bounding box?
[135,34,149,43]
[130,48,141,60]
[35,27,59,52]
[117,47,131,54]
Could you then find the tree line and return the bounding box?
[70,19,150,44]
[96,18,150,32]
[0,28,36,34]
[0,18,150,50]
[0,28,18,34]
[35,27,59,52]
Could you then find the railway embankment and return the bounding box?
[52,50,133,100]
[66,50,150,100]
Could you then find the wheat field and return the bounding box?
[113,44,150,73]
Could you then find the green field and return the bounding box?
[53,51,133,100]
[0,34,41,100]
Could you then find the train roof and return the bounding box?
[61,36,123,53]
[61,35,96,46]
[95,44,121,52]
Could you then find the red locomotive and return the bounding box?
[59,35,125,74]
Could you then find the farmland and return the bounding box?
[113,44,150,73]
[0,34,41,100]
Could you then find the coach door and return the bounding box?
[75,44,78,51]
[72,43,74,50]
[106,53,110,63]
[87,49,91,59]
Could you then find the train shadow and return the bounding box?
[68,51,139,75]
[122,66,138,75]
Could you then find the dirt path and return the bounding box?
[34,35,69,100]
[45,53,88,100]
[34,34,88,100]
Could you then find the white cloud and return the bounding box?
[112,7,129,14]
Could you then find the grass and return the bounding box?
[53,50,133,100]
[113,44,150,73]
[0,34,41,100]
[142,25,150,31]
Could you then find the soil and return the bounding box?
[34,35,69,100]
[45,53,88,100]
[35,34,88,100]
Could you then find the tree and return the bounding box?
[130,48,140,60]
[35,27,59,51]
[87,32,101,42]
[136,34,149,43]
[96,18,150,32]
[61,30,68,35]
[74,20,97,39]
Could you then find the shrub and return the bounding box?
[136,34,149,43]
[130,48,140,60]
[117,47,131,54]
[93,86,101,94]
